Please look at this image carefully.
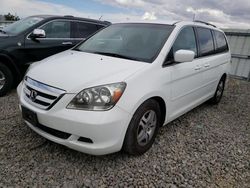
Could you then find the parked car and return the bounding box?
[17,20,231,155]
[0,15,110,96]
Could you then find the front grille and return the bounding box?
[34,123,71,139]
[23,77,66,110]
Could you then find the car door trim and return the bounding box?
[163,25,228,68]
[26,19,105,40]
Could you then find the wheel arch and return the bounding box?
[0,53,21,85]
[150,96,166,126]
[128,94,168,127]
[221,73,227,81]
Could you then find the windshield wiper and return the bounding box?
[92,52,140,61]
[72,48,81,52]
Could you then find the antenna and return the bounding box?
[193,13,196,21]
[99,15,103,20]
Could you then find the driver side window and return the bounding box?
[40,20,71,39]
[167,26,197,62]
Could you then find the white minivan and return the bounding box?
[17,20,231,155]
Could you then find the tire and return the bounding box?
[0,63,13,97]
[123,99,162,155]
[210,76,226,104]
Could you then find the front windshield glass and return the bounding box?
[76,23,174,63]
[3,17,44,35]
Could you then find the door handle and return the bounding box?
[194,65,202,70]
[62,42,73,45]
[204,64,210,68]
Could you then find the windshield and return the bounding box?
[2,17,44,35]
[76,23,174,63]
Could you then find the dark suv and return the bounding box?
[0,15,110,96]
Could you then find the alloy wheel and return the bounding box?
[0,70,6,90]
[137,110,157,146]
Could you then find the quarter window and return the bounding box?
[40,21,71,38]
[167,26,197,61]
[196,28,215,56]
[214,31,228,53]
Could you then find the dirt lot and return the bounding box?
[0,78,249,187]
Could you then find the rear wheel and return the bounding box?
[123,99,161,155]
[210,77,225,104]
[0,63,13,97]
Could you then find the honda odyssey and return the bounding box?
[17,20,231,155]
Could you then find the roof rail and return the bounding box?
[194,20,216,28]
[64,15,74,18]
[172,20,181,25]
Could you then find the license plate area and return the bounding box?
[22,106,38,126]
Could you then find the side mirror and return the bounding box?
[30,29,46,39]
[174,50,195,63]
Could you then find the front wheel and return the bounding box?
[123,99,162,155]
[0,63,13,97]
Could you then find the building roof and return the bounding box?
[223,28,250,36]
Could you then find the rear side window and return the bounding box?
[167,26,197,61]
[74,22,100,38]
[196,27,215,56]
[40,20,71,38]
[214,31,228,53]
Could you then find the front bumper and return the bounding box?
[17,82,132,155]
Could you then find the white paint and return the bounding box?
[17,21,231,155]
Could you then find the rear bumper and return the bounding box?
[17,82,132,155]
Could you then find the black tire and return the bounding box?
[210,76,226,104]
[0,63,13,97]
[123,99,162,155]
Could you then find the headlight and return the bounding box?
[67,82,126,110]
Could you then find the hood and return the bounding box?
[27,50,148,93]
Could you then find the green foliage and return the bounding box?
[4,13,20,21]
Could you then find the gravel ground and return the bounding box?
[0,78,249,187]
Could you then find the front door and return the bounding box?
[24,20,75,63]
[166,26,204,121]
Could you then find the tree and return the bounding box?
[4,13,20,21]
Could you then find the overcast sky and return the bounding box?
[1,0,250,28]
